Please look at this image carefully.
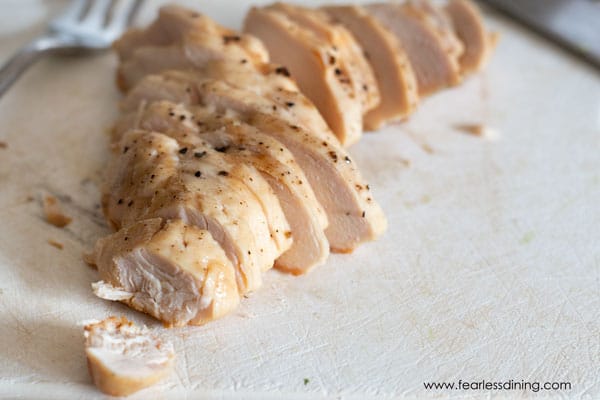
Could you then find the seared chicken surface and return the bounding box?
[90,0,494,331]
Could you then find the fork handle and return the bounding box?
[0,35,67,99]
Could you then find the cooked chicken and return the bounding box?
[201,126,330,273]
[119,70,336,144]
[121,76,387,251]
[267,2,380,115]
[84,316,174,396]
[323,5,419,130]
[245,114,387,252]
[103,130,287,293]
[119,42,300,95]
[87,0,497,328]
[244,7,363,146]
[114,5,267,63]
[404,0,465,63]
[115,5,271,91]
[114,100,330,274]
[446,0,497,74]
[366,2,462,96]
[91,219,240,326]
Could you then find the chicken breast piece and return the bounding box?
[267,2,380,115]
[115,5,271,91]
[120,70,336,145]
[115,100,330,274]
[104,130,280,292]
[91,219,240,326]
[114,5,267,63]
[244,7,363,146]
[121,76,386,251]
[118,37,301,94]
[323,5,419,130]
[446,0,497,74]
[201,126,330,274]
[404,0,465,63]
[199,82,387,251]
[111,103,292,260]
[84,316,175,396]
[366,2,462,96]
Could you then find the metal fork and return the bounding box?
[0,0,144,99]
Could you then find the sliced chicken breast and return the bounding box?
[91,219,240,326]
[404,0,465,63]
[245,113,387,252]
[121,76,386,251]
[267,2,380,114]
[195,81,388,251]
[84,316,175,396]
[115,5,271,91]
[244,7,363,146]
[115,100,330,274]
[323,5,419,130]
[118,36,300,94]
[119,70,336,144]
[446,0,497,74]
[366,2,462,96]
[202,126,330,273]
[114,5,268,63]
[104,130,281,293]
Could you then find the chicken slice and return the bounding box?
[115,5,267,63]
[120,76,386,251]
[119,70,336,144]
[244,113,387,252]
[366,2,462,96]
[201,126,330,274]
[115,101,330,274]
[322,5,419,130]
[111,104,292,259]
[114,5,267,62]
[104,130,279,292]
[84,316,175,396]
[244,7,363,146]
[118,38,300,94]
[267,2,380,114]
[404,0,465,63]
[91,219,240,326]
[115,5,271,91]
[446,0,497,74]
[198,82,387,251]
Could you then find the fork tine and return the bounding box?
[82,0,114,27]
[108,0,145,30]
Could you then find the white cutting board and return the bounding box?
[0,1,598,399]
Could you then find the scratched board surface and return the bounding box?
[0,1,598,399]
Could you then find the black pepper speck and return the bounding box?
[275,66,291,77]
